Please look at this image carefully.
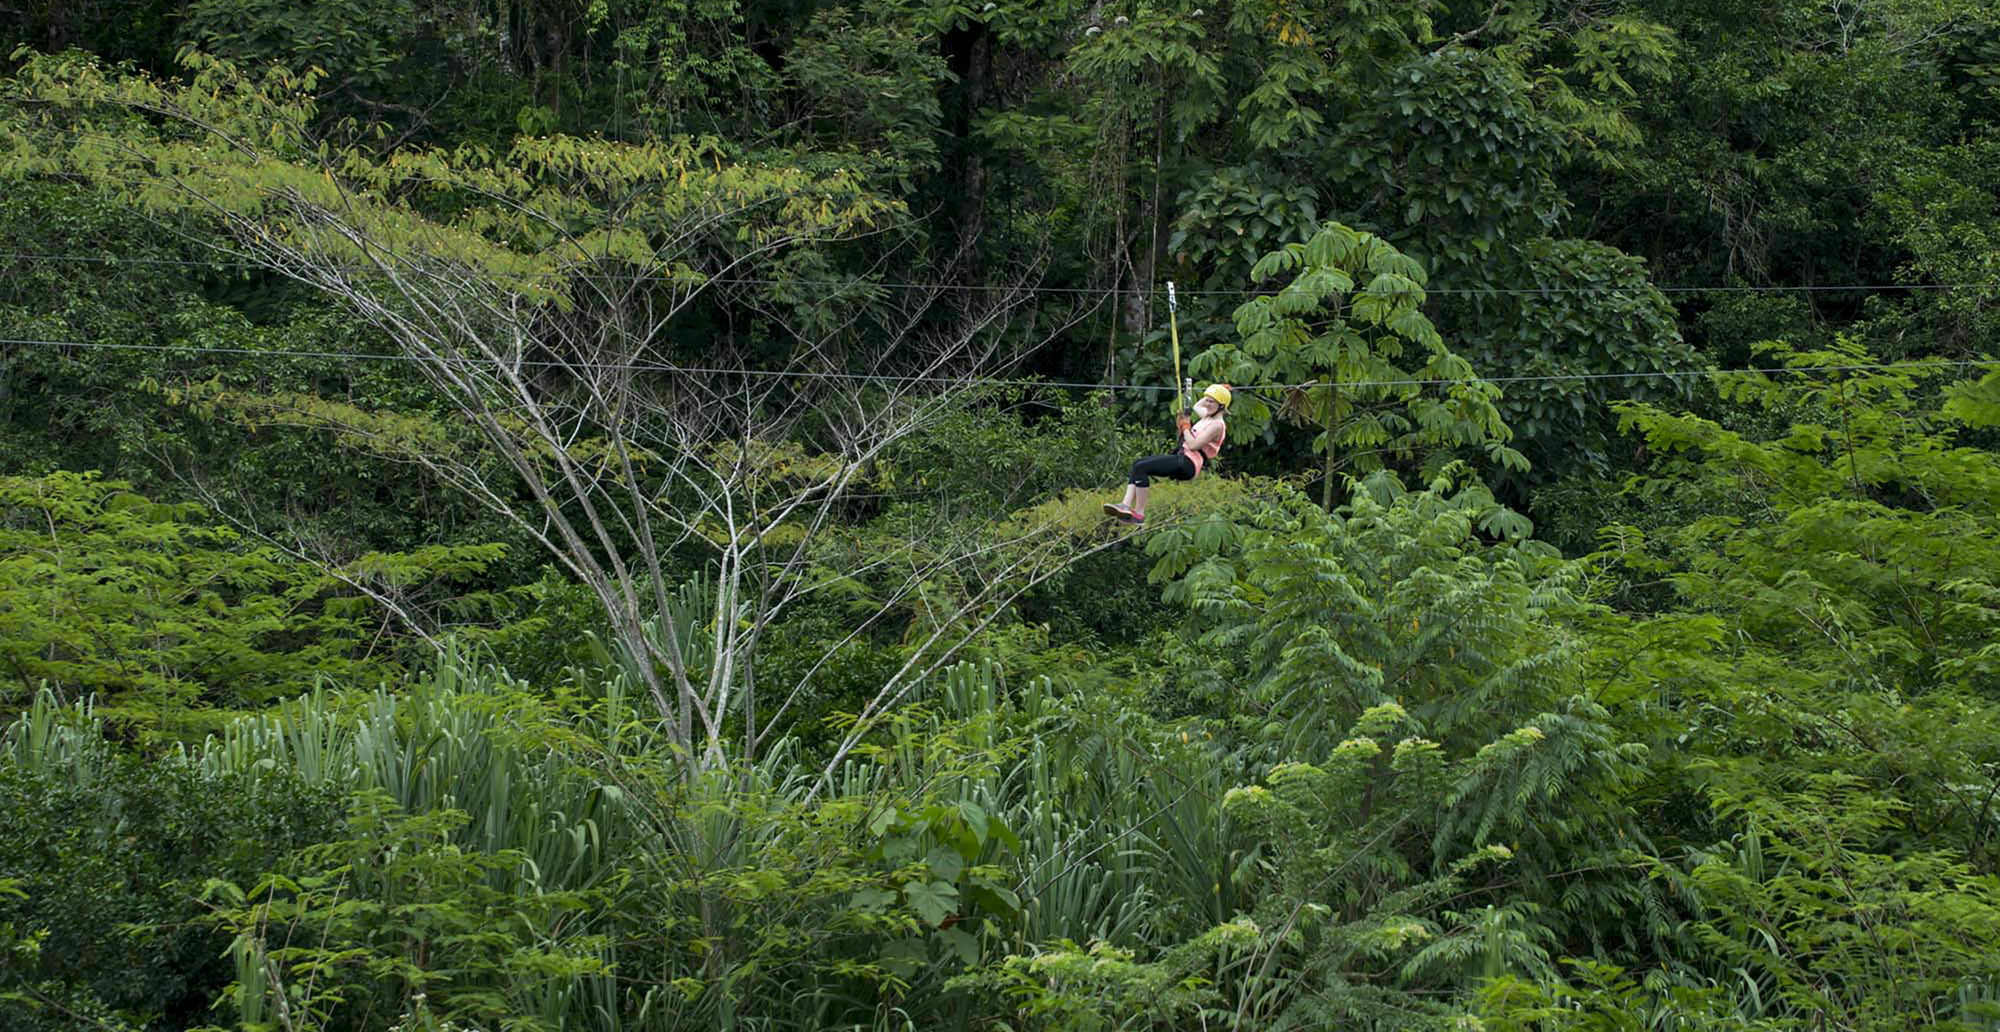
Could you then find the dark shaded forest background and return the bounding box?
[4,0,2000,1028]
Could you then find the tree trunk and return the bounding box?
[1321,387,1340,510]
[942,20,991,264]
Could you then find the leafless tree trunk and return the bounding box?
[230,200,1089,779]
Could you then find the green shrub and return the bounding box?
[0,734,340,1030]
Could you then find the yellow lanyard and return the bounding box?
[1167,281,1187,417]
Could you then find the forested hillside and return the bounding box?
[4,0,2000,1028]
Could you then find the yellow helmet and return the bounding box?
[1202,383,1232,409]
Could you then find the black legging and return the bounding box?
[1128,450,1195,487]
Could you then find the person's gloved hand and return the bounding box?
[1175,414,1191,434]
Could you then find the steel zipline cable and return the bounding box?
[4,250,2000,298]
[3,335,1995,394]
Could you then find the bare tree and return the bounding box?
[4,52,1115,780]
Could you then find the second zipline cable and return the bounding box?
[3,335,1997,394]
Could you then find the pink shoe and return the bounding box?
[1102,503,1142,524]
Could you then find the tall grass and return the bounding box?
[3,646,1248,1031]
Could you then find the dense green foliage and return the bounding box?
[4,0,2000,1028]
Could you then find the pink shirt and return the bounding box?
[1181,415,1226,476]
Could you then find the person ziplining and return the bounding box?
[1101,280,1232,525]
[1103,381,1230,525]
